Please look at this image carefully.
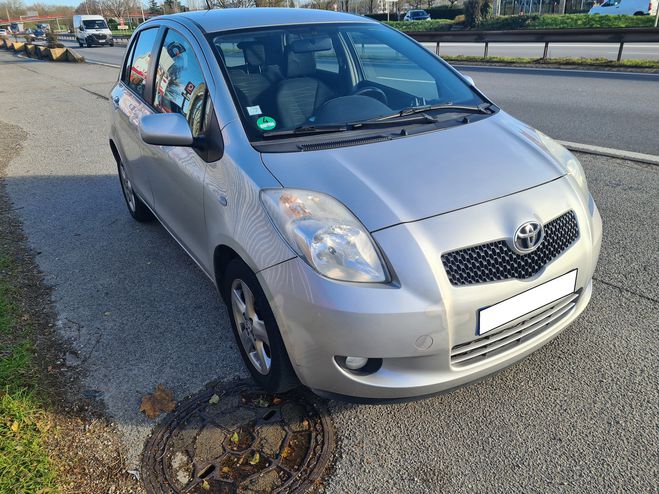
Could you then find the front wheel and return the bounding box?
[78,40,83,47]
[117,160,153,222]
[223,259,299,393]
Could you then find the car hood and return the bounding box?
[260,111,566,232]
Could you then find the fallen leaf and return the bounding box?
[140,384,176,419]
[221,466,231,474]
[10,421,19,433]
[254,397,270,408]
[281,447,291,459]
[272,397,283,406]
[249,452,260,465]
[208,394,220,405]
[201,480,210,491]
[230,431,239,445]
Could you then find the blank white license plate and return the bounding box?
[478,270,577,336]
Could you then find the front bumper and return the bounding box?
[258,177,602,400]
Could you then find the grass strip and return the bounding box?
[443,55,659,70]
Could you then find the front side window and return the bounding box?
[153,29,208,137]
[127,28,158,99]
[210,23,486,142]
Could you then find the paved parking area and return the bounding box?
[0,52,656,492]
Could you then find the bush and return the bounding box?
[384,19,455,32]
[45,31,64,49]
[107,18,119,30]
[427,6,464,19]
[478,13,656,30]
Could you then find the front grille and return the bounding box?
[441,211,579,286]
[93,34,107,40]
[451,290,580,367]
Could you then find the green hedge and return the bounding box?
[384,19,455,32]
[478,13,657,30]
[427,6,465,19]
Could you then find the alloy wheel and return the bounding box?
[231,279,271,375]
[119,162,136,212]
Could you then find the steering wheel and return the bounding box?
[352,86,388,106]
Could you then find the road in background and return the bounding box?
[459,66,659,155]
[63,39,659,155]
[1,53,656,492]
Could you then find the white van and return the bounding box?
[589,0,657,16]
[73,15,114,47]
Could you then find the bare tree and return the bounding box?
[1,0,26,18]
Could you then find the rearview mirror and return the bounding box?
[462,75,475,87]
[139,113,194,147]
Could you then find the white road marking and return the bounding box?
[377,76,435,84]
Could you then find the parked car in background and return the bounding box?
[589,0,657,15]
[33,28,46,39]
[404,9,431,20]
[110,8,601,401]
[0,28,7,36]
[73,14,114,47]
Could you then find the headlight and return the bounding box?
[538,132,589,203]
[260,189,388,283]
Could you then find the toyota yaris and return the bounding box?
[109,8,602,401]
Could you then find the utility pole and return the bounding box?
[140,2,146,22]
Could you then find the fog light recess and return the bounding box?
[335,356,383,375]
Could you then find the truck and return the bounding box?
[72,15,114,48]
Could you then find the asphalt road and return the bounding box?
[62,39,659,155]
[0,52,657,492]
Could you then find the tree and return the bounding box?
[1,0,25,18]
[147,0,163,14]
[464,0,490,26]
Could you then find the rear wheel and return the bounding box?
[78,40,83,47]
[223,259,299,393]
[117,160,153,222]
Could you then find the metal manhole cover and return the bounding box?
[142,380,334,494]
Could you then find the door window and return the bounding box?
[153,29,207,137]
[127,28,158,99]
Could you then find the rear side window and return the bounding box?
[126,28,158,99]
[153,29,207,137]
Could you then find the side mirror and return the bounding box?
[79,25,85,31]
[462,75,475,87]
[139,113,194,147]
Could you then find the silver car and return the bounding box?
[109,8,602,401]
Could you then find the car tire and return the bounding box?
[78,40,83,47]
[117,160,153,222]
[109,41,115,47]
[223,258,299,394]
[86,40,92,48]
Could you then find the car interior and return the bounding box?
[213,30,435,133]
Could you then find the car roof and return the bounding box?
[155,8,375,33]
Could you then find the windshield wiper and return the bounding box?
[263,123,348,138]
[376,102,494,121]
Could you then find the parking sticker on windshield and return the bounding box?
[246,105,262,116]
[256,116,276,131]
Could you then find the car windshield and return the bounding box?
[83,20,107,29]
[210,22,485,141]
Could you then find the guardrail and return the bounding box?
[56,33,131,45]
[406,28,659,61]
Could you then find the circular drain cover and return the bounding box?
[142,380,333,494]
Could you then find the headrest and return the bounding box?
[286,50,316,78]
[237,41,266,66]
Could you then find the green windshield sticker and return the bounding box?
[256,116,276,131]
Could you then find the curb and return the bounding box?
[560,140,659,166]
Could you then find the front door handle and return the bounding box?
[111,95,120,110]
